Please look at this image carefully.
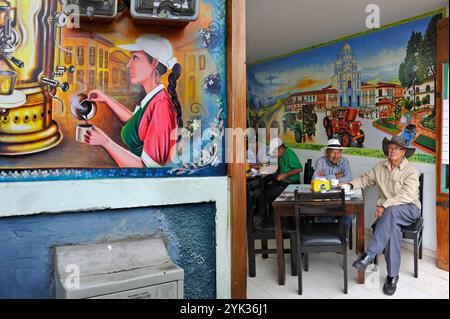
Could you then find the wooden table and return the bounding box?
[273,185,366,285]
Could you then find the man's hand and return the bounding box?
[335,171,344,179]
[375,206,385,219]
[316,170,325,177]
[277,173,288,181]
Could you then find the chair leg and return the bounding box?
[298,250,303,295]
[290,236,298,276]
[247,238,256,277]
[374,255,378,265]
[419,231,423,260]
[343,247,348,294]
[304,253,309,272]
[414,236,418,278]
[348,223,353,250]
[261,239,268,259]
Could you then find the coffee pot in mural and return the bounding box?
[70,93,97,144]
[0,0,74,155]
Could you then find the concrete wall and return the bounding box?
[294,149,437,253]
[0,177,231,298]
[0,203,216,299]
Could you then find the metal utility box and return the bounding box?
[54,238,184,299]
[130,0,199,24]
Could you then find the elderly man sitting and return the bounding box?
[313,138,352,182]
[341,136,421,296]
[313,139,353,224]
[264,138,303,207]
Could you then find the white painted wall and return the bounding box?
[294,149,437,252]
[247,0,449,63]
[0,177,231,298]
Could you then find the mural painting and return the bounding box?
[0,0,226,181]
[247,10,444,164]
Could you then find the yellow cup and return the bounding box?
[0,70,17,95]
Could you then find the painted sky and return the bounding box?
[248,14,436,102]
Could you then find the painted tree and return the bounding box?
[417,14,441,81]
[399,31,423,90]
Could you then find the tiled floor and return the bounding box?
[247,238,449,299]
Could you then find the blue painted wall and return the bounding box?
[0,203,216,299]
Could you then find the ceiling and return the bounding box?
[246,0,449,64]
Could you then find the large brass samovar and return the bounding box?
[0,0,63,155]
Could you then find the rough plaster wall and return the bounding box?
[0,203,216,299]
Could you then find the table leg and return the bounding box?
[357,204,365,284]
[274,208,286,285]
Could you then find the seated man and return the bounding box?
[313,138,352,182]
[313,139,353,224]
[264,138,303,207]
[341,136,421,296]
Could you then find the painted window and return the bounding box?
[67,71,73,84]
[88,70,95,87]
[426,85,431,92]
[99,71,103,89]
[112,69,119,84]
[65,46,73,65]
[76,47,85,66]
[189,55,196,71]
[76,70,84,90]
[99,49,104,68]
[104,51,109,68]
[89,47,96,66]
[104,71,109,90]
[199,55,206,70]
[378,89,383,97]
[348,80,352,89]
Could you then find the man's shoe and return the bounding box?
[383,276,399,296]
[352,253,375,271]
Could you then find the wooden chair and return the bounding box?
[294,189,348,294]
[373,173,424,278]
[247,176,297,277]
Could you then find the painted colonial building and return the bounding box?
[331,43,361,108]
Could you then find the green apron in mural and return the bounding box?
[121,100,151,157]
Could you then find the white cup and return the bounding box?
[330,179,339,188]
[76,124,93,144]
[341,184,351,194]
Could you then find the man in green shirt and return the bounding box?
[264,138,303,205]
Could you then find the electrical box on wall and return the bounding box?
[54,238,184,299]
[65,0,119,19]
[130,0,199,25]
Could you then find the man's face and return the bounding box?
[387,143,406,161]
[277,146,285,158]
[327,149,342,165]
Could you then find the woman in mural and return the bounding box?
[84,34,183,168]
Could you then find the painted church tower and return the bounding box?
[331,43,361,108]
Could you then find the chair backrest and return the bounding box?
[247,177,263,213]
[419,173,424,218]
[294,189,346,217]
[304,159,314,184]
[294,190,347,244]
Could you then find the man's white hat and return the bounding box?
[269,137,284,155]
[322,138,346,151]
[117,34,177,69]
